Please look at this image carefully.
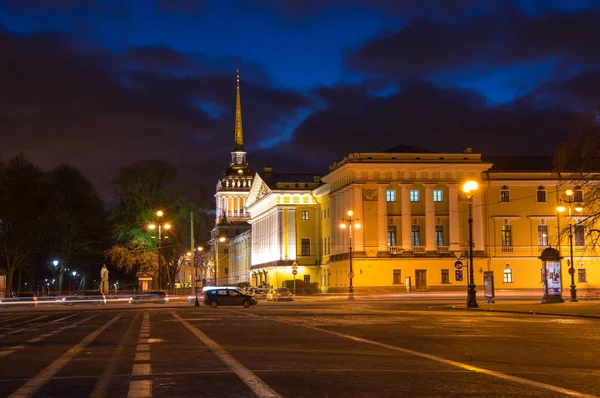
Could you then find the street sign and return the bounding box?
[292,269,298,276]
[569,267,575,275]
[292,261,298,270]
[455,269,463,281]
[454,260,463,269]
[348,272,354,278]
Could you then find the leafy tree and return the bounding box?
[45,164,111,290]
[106,160,210,289]
[0,155,49,293]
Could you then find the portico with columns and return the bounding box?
[320,150,492,292]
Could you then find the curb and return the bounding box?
[443,306,600,319]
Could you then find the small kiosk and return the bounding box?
[539,247,565,304]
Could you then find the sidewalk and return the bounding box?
[444,300,600,319]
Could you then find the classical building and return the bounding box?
[209,81,600,295]
[208,70,253,285]
[244,167,322,288]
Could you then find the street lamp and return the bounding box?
[194,246,203,307]
[148,210,171,290]
[556,189,583,302]
[340,210,361,300]
[214,236,226,286]
[463,180,479,308]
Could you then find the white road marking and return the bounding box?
[4,315,49,328]
[172,312,281,398]
[0,315,27,323]
[90,313,141,398]
[127,312,152,398]
[8,315,120,398]
[0,315,97,358]
[242,312,598,398]
[127,380,151,398]
[132,364,151,376]
[134,352,150,361]
[0,314,78,339]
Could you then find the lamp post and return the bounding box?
[148,210,171,290]
[340,210,361,300]
[463,180,479,308]
[194,246,203,307]
[556,189,582,302]
[212,236,226,286]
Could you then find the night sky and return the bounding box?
[1,0,600,199]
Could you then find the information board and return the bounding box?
[545,260,562,296]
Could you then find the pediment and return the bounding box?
[246,173,271,208]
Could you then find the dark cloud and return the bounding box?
[289,80,574,161]
[347,9,600,81]
[0,27,309,199]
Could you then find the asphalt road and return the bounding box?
[0,301,599,398]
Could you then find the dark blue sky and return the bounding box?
[1,0,599,198]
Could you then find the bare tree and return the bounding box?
[0,156,49,293]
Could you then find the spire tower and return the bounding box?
[234,68,244,151]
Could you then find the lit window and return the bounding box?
[386,190,396,202]
[435,225,444,246]
[501,225,512,247]
[410,190,420,202]
[433,190,443,202]
[411,225,421,246]
[388,226,397,247]
[504,266,513,283]
[393,269,402,284]
[537,225,548,246]
[301,210,309,220]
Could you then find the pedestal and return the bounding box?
[101,280,109,295]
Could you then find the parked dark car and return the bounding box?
[0,292,37,308]
[129,290,168,304]
[203,287,258,308]
[61,290,106,306]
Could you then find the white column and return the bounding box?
[448,184,460,251]
[288,209,296,259]
[377,185,387,252]
[343,189,351,253]
[278,209,284,260]
[353,185,364,252]
[473,193,485,251]
[235,196,240,216]
[401,185,412,250]
[425,185,436,252]
[216,195,221,221]
[242,197,246,216]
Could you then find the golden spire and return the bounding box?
[234,68,244,151]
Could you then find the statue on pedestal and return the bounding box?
[101,264,109,295]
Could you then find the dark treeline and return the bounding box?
[0,156,212,295]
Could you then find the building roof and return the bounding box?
[258,168,321,190]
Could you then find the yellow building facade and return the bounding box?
[238,149,599,296]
